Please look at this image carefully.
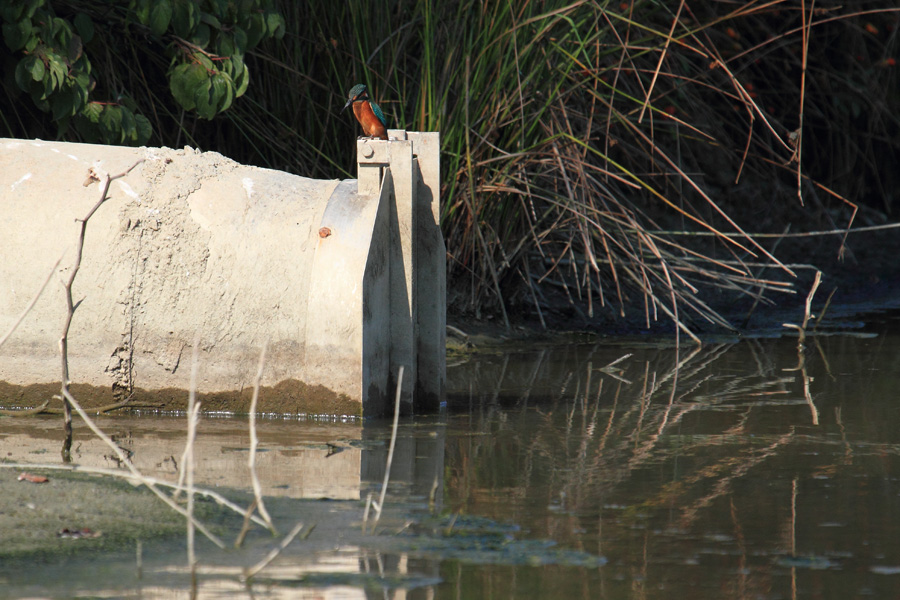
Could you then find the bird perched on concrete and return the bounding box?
[342,84,388,141]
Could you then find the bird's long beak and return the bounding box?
[341,97,354,112]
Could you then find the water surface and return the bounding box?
[2,317,900,598]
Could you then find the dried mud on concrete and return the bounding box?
[0,378,360,418]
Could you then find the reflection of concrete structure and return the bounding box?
[1,415,446,597]
[361,421,445,512]
[0,133,444,416]
[0,415,445,504]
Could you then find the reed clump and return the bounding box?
[194,1,900,334]
[4,1,897,334]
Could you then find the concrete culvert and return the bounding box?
[0,132,444,418]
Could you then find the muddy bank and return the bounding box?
[0,469,191,562]
[448,223,900,341]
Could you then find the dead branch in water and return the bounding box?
[59,160,144,460]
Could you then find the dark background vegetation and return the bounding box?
[3,1,899,336]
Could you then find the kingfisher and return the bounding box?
[342,84,388,141]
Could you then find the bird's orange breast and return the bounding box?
[352,101,388,140]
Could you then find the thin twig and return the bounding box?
[174,335,202,501]
[0,399,51,417]
[795,0,814,204]
[248,342,276,533]
[234,499,259,549]
[242,522,308,581]
[371,365,404,533]
[637,0,685,123]
[0,253,64,350]
[801,271,822,331]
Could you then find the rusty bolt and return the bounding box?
[319,227,332,238]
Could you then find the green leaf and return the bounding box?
[232,25,247,53]
[135,0,151,26]
[149,0,173,36]
[193,22,210,47]
[232,58,249,97]
[213,71,233,112]
[118,95,138,111]
[3,0,45,22]
[55,113,72,139]
[15,55,44,91]
[244,14,264,47]
[73,13,94,44]
[120,107,137,143]
[50,16,68,40]
[194,52,214,70]
[46,53,66,91]
[73,70,91,90]
[99,105,123,142]
[81,101,102,123]
[30,94,49,111]
[66,32,82,61]
[24,31,39,52]
[265,12,284,40]
[199,12,221,29]
[207,0,228,15]
[192,78,217,119]
[0,5,23,21]
[24,0,46,19]
[216,32,234,57]
[2,18,34,51]
[73,80,88,110]
[50,84,79,120]
[171,0,199,38]
[134,113,152,145]
[169,61,207,110]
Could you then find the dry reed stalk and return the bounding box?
[782,270,822,344]
[0,253,63,350]
[801,271,822,331]
[365,365,404,534]
[637,0,685,124]
[248,342,276,533]
[795,0,812,204]
[241,522,309,581]
[362,492,374,533]
[173,335,202,501]
[186,339,201,589]
[234,498,258,548]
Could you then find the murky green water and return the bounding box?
[3,316,900,598]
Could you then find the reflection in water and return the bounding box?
[441,333,900,598]
[3,328,900,598]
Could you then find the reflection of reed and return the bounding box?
[446,339,809,536]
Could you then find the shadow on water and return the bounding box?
[3,318,900,598]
